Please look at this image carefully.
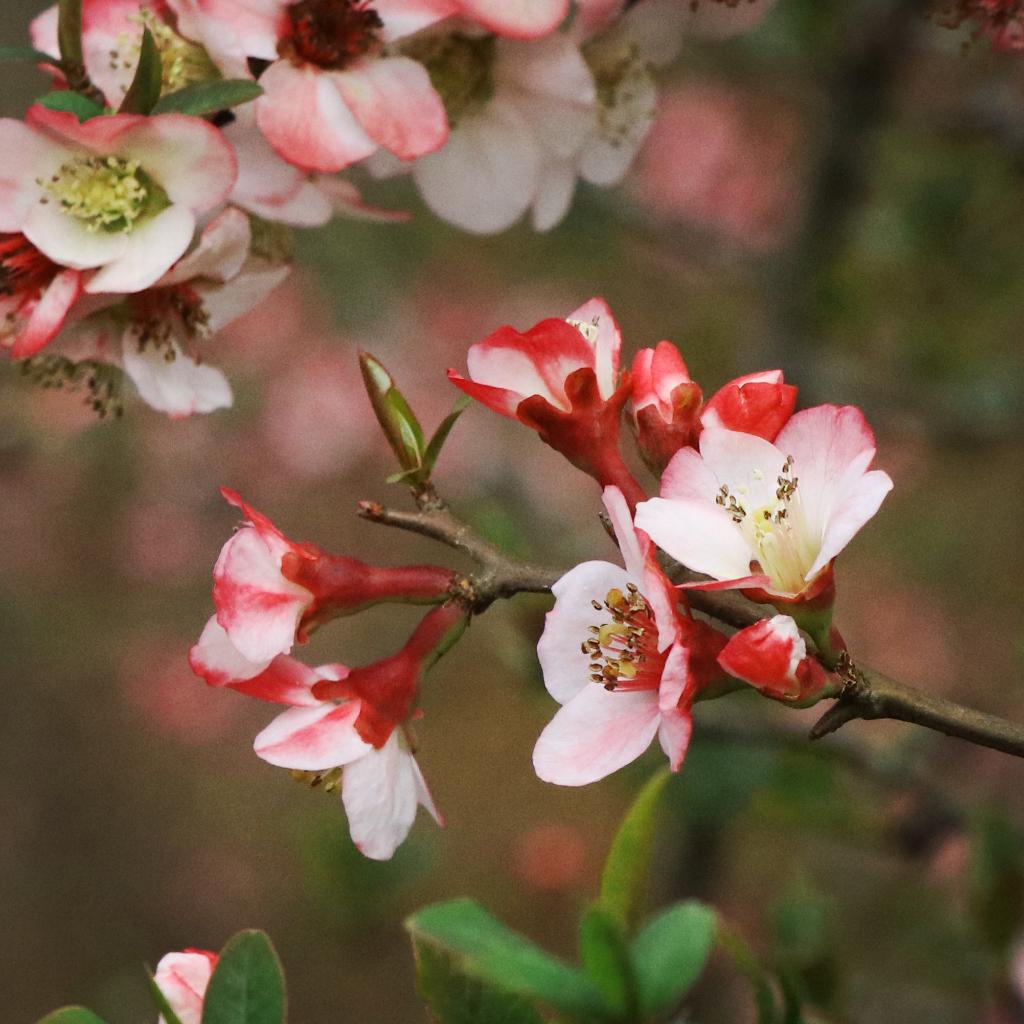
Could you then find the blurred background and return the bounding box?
[3,1,1024,1021]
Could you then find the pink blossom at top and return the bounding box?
[0,106,236,295]
[935,1,1024,50]
[717,614,837,705]
[635,405,894,606]
[631,340,797,473]
[154,948,218,1024]
[167,0,452,173]
[532,486,726,786]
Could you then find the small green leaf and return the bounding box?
[599,767,671,933]
[201,930,286,1024]
[36,1010,108,1024]
[57,0,84,70]
[423,395,471,473]
[37,90,104,121]
[0,45,63,67]
[146,967,185,1024]
[406,899,610,1019]
[119,28,162,115]
[578,905,638,1020]
[359,351,426,478]
[412,938,544,1024]
[631,902,716,1018]
[153,79,263,116]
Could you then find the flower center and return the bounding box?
[716,455,817,594]
[584,39,656,149]
[0,234,57,298]
[280,0,383,70]
[42,156,166,234]
[582,583,663,691]
[404,33,496,125]
[112,8,220,94]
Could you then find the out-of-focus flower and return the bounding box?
[533,486,725,786]
[632,81,802,251]
[631,341,796,475]
[169,0,450,172]
[450,297,645,506]
[933,1,1024,50]
[717,614,837,705]
[0,106,236,295]
[635,406,893,609]
[31,0,221,106]
[192,487,456,678]
[513,822,589,892]
[154,948,217,1024]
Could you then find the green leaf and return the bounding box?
[201,930,286,1024]
[359,351,426,478]
[424,395,471,473]
[599,767,671,933]
[146,967,185,1024]
[412,937,544,1024]
[970,811,1024,954]
[631,902,716,1018]
[57,0,84,70]
[36,1010,108,1024]
[0,45,63,68]
[717,922,779,1024]
[578,905,638,1020]
[37,90,104,122]
[406,899,610,1020]
[119,28,162,115]
[153,79,263,116]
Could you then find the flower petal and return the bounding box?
[533,684,660,786]
[657,707,692,772]
[9,268,81,358]
[23,200,131,270]
[255,701,372,771]
[189,615,271,684]
[154,950,216,1024]
[160,207,251,286]
[0,118,66,232]
[602,484,646,580]
[121,335,233,418]
[568,296,620,396]
[717,615,804,697]
[459,0,569,38]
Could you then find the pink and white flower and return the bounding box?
[168,0,451,172]
[153,948,217,1024]
[717,614,837,705]
[532,486,725,786]
[449,297,645,505]
[0,105,236,295]
[635,405,894,606]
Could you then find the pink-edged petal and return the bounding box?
[374,0,460,41]
[228,658,336,706]
[602,485,646,580]
[317,177,410,224]
[114,114,237,212]
[86,205,197,294]
[658,707,692,772]
[568,296,620,395]
[257,61,376,173]
[0,120,66,232]
[701,370,796,441]
[333,57,448,160]
[660,445,721,502]
[412,97,540,234]
[22,201,131,270]
[220,487,290,552]
[459,0,569,38]
[199,263,291,333]
[29,6,59,57]
[255,700,372,770]
[154,950,216,1024]
[160,207,250,286]
[213,528,311,663]
[537,559,634,704]
[699,426,786,508]
[9,268,81,358]
[632,341,692,412]
[676,573,770,592]
[446,369,522,418]
[342,732,423,860]
[190,615,271,685]
[774,404,881,542]
[718,615,803,694]
[657,640,690,713]
[532,684,660,786]
[166,0,282,71]
[121,336,233,418]
[634,496,753,582]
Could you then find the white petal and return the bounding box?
[23,201,130,270]
[254,702,372,770]
[190,615,270,684]
[121,336,232,418]
[530,158,577,231]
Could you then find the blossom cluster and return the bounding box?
[1,0,778,418]
[190,296,892,858]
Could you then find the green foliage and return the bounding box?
[406,899,609,1020]
[119,29,162,115]
[772,880,840,1016]
[153,80,263,116]
[599,767,671,932]
[36,1011,108,1024]
[37,90,104,121]
[970,811,1024,955]
[631,903,716,1019]
[147,969,185,1024]
[201,930,286,1024]
[578,905,638,1020]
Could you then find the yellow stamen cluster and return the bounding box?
[291,767,343,792]
[42,156,148,234]
[584,40,656,149]
[581,583,652,690]
[566,315,601,345]
[112,9,219,94]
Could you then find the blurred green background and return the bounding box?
[3,2,1024,1021]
